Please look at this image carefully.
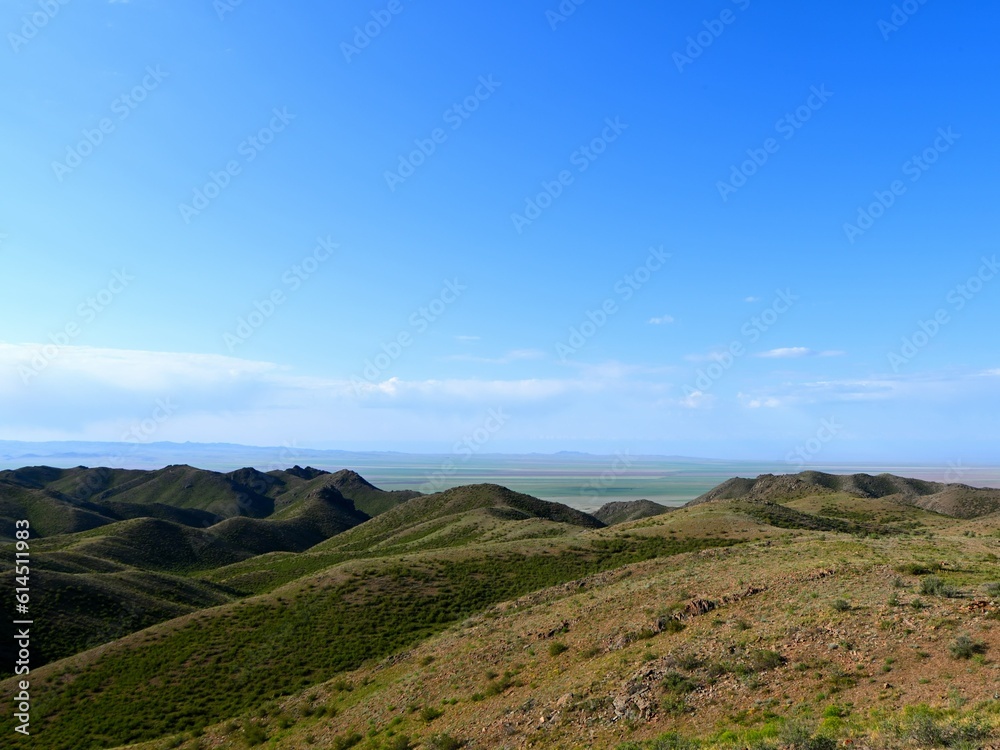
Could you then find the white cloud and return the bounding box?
[757,347,812,359]
[680,390,714,409]
[648,315,675,325]
[744,296,760,303]
[756,348,846,359]
[738,392,782,409]
[454,335,480,342]
[446,348,546,365]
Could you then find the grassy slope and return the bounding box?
[6,479,1000,749]
[127,502,1000,750]
[594,499,671,525]
[0,484,374,671]
[0,524,733,748]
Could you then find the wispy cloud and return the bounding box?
[738,393,782,409]
[445,348,545,365]
[756,347,846,359]
[680,389,713,409]
[758,347,812,359]
[454,335,480,342]
[648,315,675,325]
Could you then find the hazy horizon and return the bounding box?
[4,439,997,511]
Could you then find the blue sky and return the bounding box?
[1,0,998,462]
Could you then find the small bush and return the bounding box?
[330,733,363,750]
[660,694,688,715]
[662,671,698,695]
[243,725,267,746]
[920,575,960,598]
[984,582,1000,597]
[420,706,444,722]
[831,599,851,612]
[949,635,987,659]
[897,562,941,575]
[648,731,696,749]
[747,649,785,672]
[661,619,686,634]
[549,641,569,657]
[424,733,463,750]
[673,653,703,671]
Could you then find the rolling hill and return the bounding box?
[688,470,1000,519]
[594,499,672,525]
[4,468,1000,749]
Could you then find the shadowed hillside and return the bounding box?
[594,499,671,525]
[688,470,1000,518]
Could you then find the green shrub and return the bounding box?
[420,706,444,722]
[747,649,785,672]
[648,733,696,750]
[424,733,462,750]
[662,671,698,694]
[896,562,941,575]
[242,725,267,746]
[673,653,703,670]
[920,575,960,597]
[330,733,362,750]
[949,635,987,659]
[831,599,851,612]
[549,641,569,657]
